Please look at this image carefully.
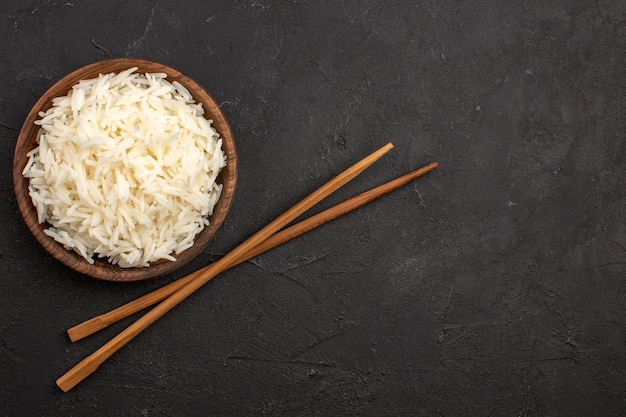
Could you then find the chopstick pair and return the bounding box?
[57,143,438,392]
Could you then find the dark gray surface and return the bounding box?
[1,1,625,416]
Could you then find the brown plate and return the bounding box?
[13,58,237,282]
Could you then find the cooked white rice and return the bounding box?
[22,68,226,268]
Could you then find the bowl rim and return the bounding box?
[12,58,237,282]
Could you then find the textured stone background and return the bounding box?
[1,1,625,416]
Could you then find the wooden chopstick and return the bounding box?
[67,161,439,342]
[56,143,393,392]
